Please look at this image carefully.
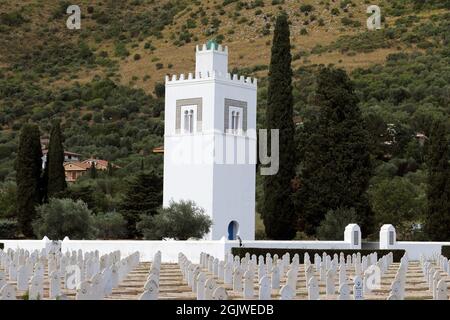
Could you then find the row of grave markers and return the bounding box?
[189,251,397,300]
[0,247,140,300]
[420,254,449,300]
[139,251,161,300]
[180,253,228,300]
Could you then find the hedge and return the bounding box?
[0,219,18,239]
[442,246,450,259]
[231,248,406,263]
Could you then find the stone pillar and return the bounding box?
[344,224,361,249]
[379,224,396,249]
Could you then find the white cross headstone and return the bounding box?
[339,283,351,300]
[90,273,104,300]
[436,279,448,300]
[305,264,313,288]
[280,284,295,300]
[258,261,266,281]
[212,286,228,300]
[49,271,61,299]
[326,270,335,296]
[286,269,298,291]
[16,265,29,291]
[319,261,326,281]
[308,276,320,300]
[232,267,243,292]
[271,266,280,290]
[0,284,16,300]
[243,270,254,299]
[29,274,44,300]
[8,261,17,281]
[213,258,219,277]
[390,280,402,300]
[139,280,158,300]
[0,271,6,289]
[339,263,347,287]
[259,275,271,300]
[224,262,232,285]
[204,278,217,300]
[218,261,225,281]
[197,272,206,300]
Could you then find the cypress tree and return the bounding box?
[262,13,297,240]
[46,121,67,198]
[119,170,163,238]
[107,162,114,177]
[424,120,450,240]
[89,162,98,179]
[15,124,43,237]
[295,67,373,236]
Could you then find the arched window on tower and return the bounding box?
[189,109,194,133]
[234,111,240,133]
[183,110,189,133]
[231,111,235,131]
[179,104,198,134]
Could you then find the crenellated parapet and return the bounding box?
[195,43,228,54]
[165,71,257,88]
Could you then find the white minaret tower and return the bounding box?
[163,41,257,240]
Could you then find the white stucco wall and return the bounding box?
[2,238,448,262]
[0,237,356,263]
[381,242,450,260]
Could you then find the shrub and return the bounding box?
[154,82,165,98]
[442,246,450,259]
[114,42,129,58]
[300,4,314,13]
[93,212,127,239]
[316,208,359,240]
[137,200,212,240]
[0,11,27,26]
[331,8,340,15]
[0,219,19,239]
[133,53,141,61]
[32,198,96,240]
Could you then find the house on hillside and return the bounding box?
[41,149,82,169]
[64,161,89,183]
[64,158,118,183]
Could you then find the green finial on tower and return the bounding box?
[206,39,219,50]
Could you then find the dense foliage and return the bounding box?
[138,200,212,240]
[119,170,163,238]
[295,67,373,235]
[424,120,450,240]
[33,198,96,240]
[15,124,43,237]
[262,13,297,240]
[45,121,67,199]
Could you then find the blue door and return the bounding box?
[227,221,239,240]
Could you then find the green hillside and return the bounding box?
[0,0,449,239]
